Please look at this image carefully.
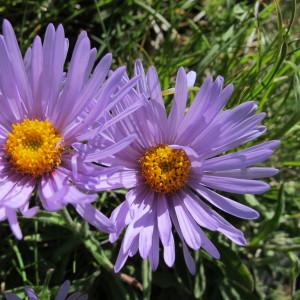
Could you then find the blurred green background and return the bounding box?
[0,0,299,299]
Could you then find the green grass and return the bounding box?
[0,0,299,299]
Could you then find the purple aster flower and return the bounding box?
[0,20,142,239]
[5,280,87,300]
[81,60,279,273]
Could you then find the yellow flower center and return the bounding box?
[139,144,191,193]
[4,119,64,177]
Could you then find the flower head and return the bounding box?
[5,280,87,300]
[83,60,279,273]
[0,20,142,238]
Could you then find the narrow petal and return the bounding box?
[172,194,202,250]
[163,231,175,267]
[3,19,33,111]
[84,135,136,162]
[54,281,70,300]
[199,228,220,259]
[191,184,259,219]
[157,194,172,246]
[63,186,97,205]
[109,201,130,243]
[114,241,129,272]
[84,168,139,191]
[6,208,22,239]
[200,175,270,194]
[75,203,114,233]
[0,177,35,209]
[149,224,160,270]
[20,204,39,218]
[24,287,38,300]
[168,67,188,133]
[128,236,139,257]
[54,35,91,127]
[123,205,151,253]
[187,71,196,87]
[38,172,69,211]
[212,167,279,179]
[146,66,165,110]
[139,212,154,259]
[181,190,219,230]
[134,59,148,96]
[63,53,112,127]
[5,294,21,300]
[202,150,274,171]
[182,242,196,274]
[169,204,196,274]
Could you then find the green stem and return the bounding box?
[61,208,143,291]
[142,260,152,300]
[62,208,75,227]
[9,240,28,283]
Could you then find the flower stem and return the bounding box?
[142,259,152,300]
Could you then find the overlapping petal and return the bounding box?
[84,61,280,273]
[0,20,142,238]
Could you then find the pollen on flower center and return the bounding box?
[4,119,64,177]
[139,144,191,193]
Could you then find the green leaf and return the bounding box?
[219,246,254,292]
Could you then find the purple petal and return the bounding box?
[75,203,114,233]
[202,150,274,172]
[54,35,91,128]
[3,20,33,111]
[200,175,270,194]
[84,135,136,162]
[149,224,160,270]
[122,208,151,253]
[128,236,139,257]
[6,208,22,239]
[85,168,139,191]
[20,204,39,218]
[211,167,279,179]
[192,184,259,219]
[198,228,220,259]
[157,194,172,246]
[0,207,7,221]
[29,36,43,117]
[54,280,70,300]
[38,172,69,211]
[134,59,148,96]
[0,177,35,209]
[0,36,24,120]
[210,211,247,246]
[24,287,38,300]
[139,212,154,259]
[172,194,202,250]
[163,231,175,267]
[168,67,188,133]
[40,24,67,119]
[187,71,196,87]
[5,294,21,300]
[181,190,219,230]
[114,241,129,272]
[169,204,196,273]
[63,186,97,205]
[182,242,196,274]
[109,201,130,243]
[67,293,88,300]
[63,53,112,127]
[146,66,165,111]
[63,66,126,141]
[181,195,247,246]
